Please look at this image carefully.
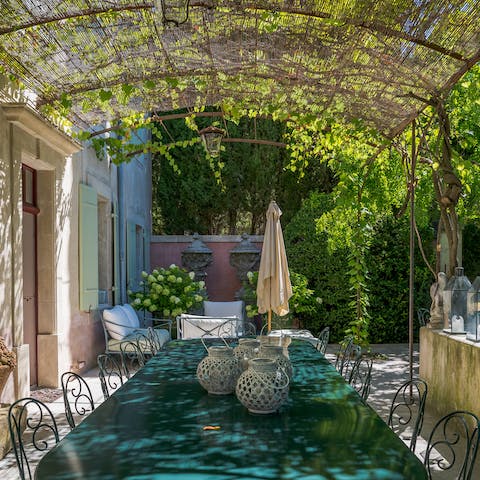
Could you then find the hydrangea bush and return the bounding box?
[129,264,207,318]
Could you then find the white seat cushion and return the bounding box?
[121,304,141,329]
[103,306,133,340]
[107,328,170,353]
[179,314,242,339]
[203,300,244,320]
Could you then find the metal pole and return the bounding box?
[409,120,417,383]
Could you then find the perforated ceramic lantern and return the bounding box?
[196,346,242,395]
[235,358,289,414]
[233,339,260,370]
[466,276,480,342]
[442,267,471,334]
[258,344,293,381]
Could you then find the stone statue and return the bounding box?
[429,272,447,329]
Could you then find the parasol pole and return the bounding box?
[267,309,272,333]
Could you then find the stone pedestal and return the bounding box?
[420,327,480,419]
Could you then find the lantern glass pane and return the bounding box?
[467,276,480,341]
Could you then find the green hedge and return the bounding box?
[365,216,434,343]
[284,192,435,343]
[284,192,352,342]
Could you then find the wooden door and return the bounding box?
[22,165,38,386]
[22,211,37,385]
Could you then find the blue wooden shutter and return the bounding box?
[126,221,137,292]
[143,227,150,272]
[79,183,98,311]
[112,200,121,305]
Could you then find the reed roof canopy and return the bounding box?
[0,1,479,134]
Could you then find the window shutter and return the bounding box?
[143,227,150,272]
[79,183,98,311]
[126,221,137,292]
[112,200,121,305]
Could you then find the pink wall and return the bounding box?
[150,235,263,301]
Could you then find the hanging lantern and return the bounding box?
[198,126,225,157]
[156,0,190,26]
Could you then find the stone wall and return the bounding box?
[419,327,480,418]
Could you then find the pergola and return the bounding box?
[0,0,479,135]
[1,1,480,381]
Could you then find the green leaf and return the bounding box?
[99,89,113,102]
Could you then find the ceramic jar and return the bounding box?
[196,346,242,395]
[233,339,260,370]
[235,358,289,414]
[259,344,293,380]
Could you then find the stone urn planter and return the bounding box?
[0,337,16,397]
[0,366,13,401]
[0,337,17,460]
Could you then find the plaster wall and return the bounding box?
[52,144,115,386]
[419,327,480,418]
[0,103,116,400]
[151,235,263,301]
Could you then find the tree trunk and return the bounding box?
[433,100,462,276]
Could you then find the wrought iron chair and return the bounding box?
[120,340,147,379]
[417,308,431,327]
[348,356,373,401]
[334,336,353,370]
[315,326,330,354]
[61,371,95,429]
[8,397,60,480]
[424,410,480,480]
[387,378,428,452]
[335,337,362,380]
[97,353,125,401]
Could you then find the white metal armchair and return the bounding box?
[177,300,250,339]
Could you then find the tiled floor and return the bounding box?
[1,344,478,479]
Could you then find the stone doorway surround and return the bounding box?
[0,103,80,401]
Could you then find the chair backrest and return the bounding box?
[120,340,147,379]
[387,378,428,452]
[178,314,243,340]
[61,371,95,429]
[203,300,244,321]
[348,356,373,401]
[335,337,361,379]
[97,353,124,400]
[334,336,353,370]
[8,397,60,480]
[424,410,480,480]
[315,327,330,354]
[417,308,431,327]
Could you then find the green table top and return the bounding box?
[36,339,427,479]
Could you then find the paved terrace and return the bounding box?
[1,343,478,479]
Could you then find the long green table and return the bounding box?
[35,339,427,479]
